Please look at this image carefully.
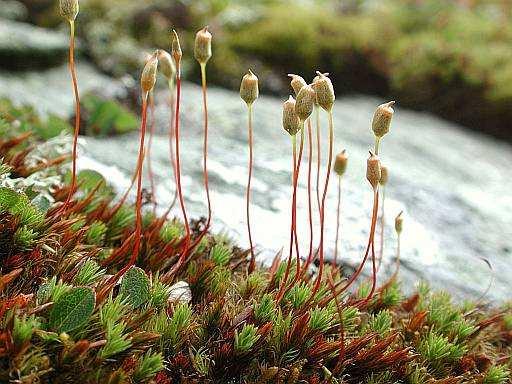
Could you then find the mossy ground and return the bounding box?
[0,99,511,383]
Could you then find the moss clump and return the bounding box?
[0,101,511,384]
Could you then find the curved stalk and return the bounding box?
[162,79,178,221]
[147,92,157,214]
[315,106,321,219]
[377,186,386,271]
[306,119,314,268]
[333,175,342,266]
[312,110,334,295]
[62,20,80,212]
[200,62,212,231]
[247,103,256,273]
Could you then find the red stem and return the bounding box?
[62,20,80,213]
[315,107,321,220]
[162,82,178,221]
[247,104,256,273]
[147,92,157,214]
[306,119,314,268]
[333,175,341,266]
[313,111,334,295]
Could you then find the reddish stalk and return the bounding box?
[293,129,305,278]
[171,56,191,269]
[320,189,380,307]
[333,175,342,266]
[315,107,321,219]
[101,93,150,293]
[246,103,256,272]
[62,20,80,213]
[377,187,386,271]
[312,110,334,295]
[306,119,314,268]
[147,92,157,214]
[161,81,178,221]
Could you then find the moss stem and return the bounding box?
[247,103,256,273]
[333,175,342,266]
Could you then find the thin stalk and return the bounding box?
[174,63,191,257]
[162,79,178,220]
[313,110,334,295]
[293,127,305,279]
[315,106,321,218]
[130,93,150,270]
[374,137,381,156]
[200,62,212,231]
[333,175,342,266]
[247,103,256,273]
[377,186,385,271]
[306,118,314,267]
[147,92,157,214]
[275,133,298,303]
[102,93,149,292]
[320,189,379,307]
[62,20,80,212]
[177,62,212,260]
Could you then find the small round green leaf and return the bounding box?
[48,287,96,333]
[119,266,151,309]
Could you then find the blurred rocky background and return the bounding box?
[0,0,511,301]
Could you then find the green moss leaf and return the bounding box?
[119,266,151,309]
[49,287,96,333]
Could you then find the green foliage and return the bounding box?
[234,324,259,353]
[74,259,106,286]
[150,276,173,309]
[48,287,96,333]
[13,315,40,345]
[14,225,37,249]
[209,242,232,266]
[309,305,335,332]
[99,321,131,359]
[366,310,393,336]
[483,365,510,384]
[166,303,192,349]
[418,331,466,367]
[82,94,139,137]
[159,220,184,243]
[254,293,275,323]
[119,266,151,309]
[133,350,164,382]
[284,282,311,309]
[85,221,108,245]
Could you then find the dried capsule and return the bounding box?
[395,211,403,235]
[194,26,212,65]
[240,70,259,106]
[283,96,301,136]
[171,30,182,64]
[333,150,348,176]
[379,165,388,186]
[311,71,335,112]
[60,0,79,22]
[372,101,395,138]
[288,74,307,96]
[295,84,316,122]
[366,151,381,190]
[141,52,159,94]
[157,49,176,81]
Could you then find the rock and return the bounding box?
[0,61,127,117]
[0,18,69,69]
[0,1,28,21]
[81,82,512,302]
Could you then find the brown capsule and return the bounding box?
[283,96,301,136]
[240,70,259,106]
[379,165,388,186]
[295,84,316,122]
[171,30,182,64]
[288,74,307,96]
[311,71,335,112]
[372,101,395,138]
[366,151,381,190]
[333,150,348,176]
[60,0,79,22]
[194,26,212,65]
[395,211,403,235]
[157,49,176,81]
[141,52,159,94]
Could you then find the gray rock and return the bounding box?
[0,61,127,116]
[0,1,28,21]
[0,18,69,69]
[81,82,512,302]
